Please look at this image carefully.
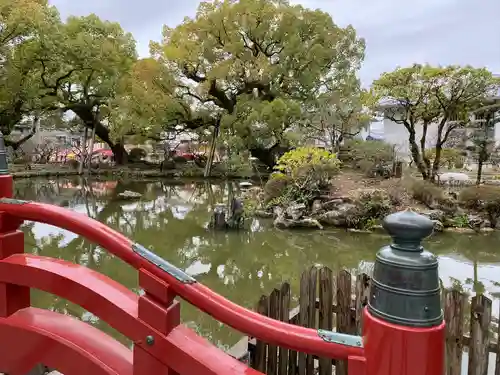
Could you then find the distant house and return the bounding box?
[377,90,500,161]
[9,122,109,161]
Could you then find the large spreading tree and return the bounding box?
[0,0,59,148]
[372,64,500,180]
[110,0,365,168]
[32,13,137,163]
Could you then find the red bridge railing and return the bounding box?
[0,165,445,375]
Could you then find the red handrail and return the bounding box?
[0,199,363,360]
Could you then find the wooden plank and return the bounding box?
[335,270,352,375]
[278,283,291,375]
[253,295,269,373]
[268,288,280,375]
[298,268,313,375]
[306,267,318,375]
[318,267,333,375]
[467,294,492,375]
[354,273,370,334]
[444,289,466,375]
[288,314,299,375]
[288,345,298,375]
[495,300,500,375]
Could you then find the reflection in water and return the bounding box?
[13,177,500,349]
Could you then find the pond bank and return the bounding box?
[246,170,500,234]
[9,164,268,181]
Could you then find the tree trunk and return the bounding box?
[204,123,219,177]
[5,117,39,151]
[431,143,443,182]
[476,158,483,185]
[87,123,97,173]
[249,143,290,170]
[78,127,88,174]
[408,129,428,179]
[69,105,128,164]
[420,122,432,178]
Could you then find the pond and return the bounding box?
[11,177,500,351]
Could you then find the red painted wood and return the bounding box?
[363,309,445,375]
[0,254,265,374]
[0,307,133,375]
[0,174,12,199]
[348,356,366,375]
[165,324,262,375]
[136,269,181,374]
[133,346,170,375]
[0,224,29,317]
[139,268,176,305]
[138,298,180,336]
[0,200,364,360]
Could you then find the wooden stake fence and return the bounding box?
[229,266,500,375]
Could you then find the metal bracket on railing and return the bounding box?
[0,197,28,205]
[317,330,363,348]
[132,243,197,284]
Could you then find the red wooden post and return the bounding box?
[363,211,445,375]
[0,132,29,317]
[134,268,181,375]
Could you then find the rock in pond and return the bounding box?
[117,190,142,200]
[239,181,253,188]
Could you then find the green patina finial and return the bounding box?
[0,131,8,175]
[368,210,443,327]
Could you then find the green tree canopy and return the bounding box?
[372,64,500,180]
[0,0,59,146]
[111,0,365,167]
[32,13,137,162]
[304,76,375,152]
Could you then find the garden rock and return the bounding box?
[432,220,444,233]
[422,210,445,222]
[321,197,352,211]
[318,203,357,227]
[311,199,323,214]
[273,206,323,230]
[285,202,307,220]
[467,214,484,229]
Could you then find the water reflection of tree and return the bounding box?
[15,178,500,348]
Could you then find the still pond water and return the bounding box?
[12,177,500,351]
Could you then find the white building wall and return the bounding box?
[382,118,440,161]
[494,120,500,147]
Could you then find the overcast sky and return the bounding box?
[49,0,499,86]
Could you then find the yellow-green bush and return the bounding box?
[268,147,340,205]
[275,147,341,181]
